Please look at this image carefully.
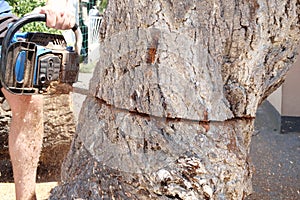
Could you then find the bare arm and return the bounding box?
[35,0,76,30]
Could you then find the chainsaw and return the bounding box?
[0,14,82,95]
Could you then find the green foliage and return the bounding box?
[98,0,108,13]
[6,0,61,34]
[7,0,45,16]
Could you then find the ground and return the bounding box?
[0,149,62,200]
[0,182,57,200]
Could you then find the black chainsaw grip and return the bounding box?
[0,13,81,93]
[1,13,79,63]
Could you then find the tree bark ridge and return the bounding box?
[50,0,300,199]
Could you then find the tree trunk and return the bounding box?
[50,0,300,199]
[0,94,75,182]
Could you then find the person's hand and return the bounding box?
[33,5,75,30]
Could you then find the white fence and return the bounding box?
[88,16,102,63]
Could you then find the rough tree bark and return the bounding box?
[51,0,300,199]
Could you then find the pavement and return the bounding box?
[0,182,57,200]
[71,72,93,122]
[72,72,300,200]
[247,100,300,200]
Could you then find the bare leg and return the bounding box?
[2,88,43,200]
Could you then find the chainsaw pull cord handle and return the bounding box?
[0,13,82,88]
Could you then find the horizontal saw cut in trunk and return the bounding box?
[50,0,300,199]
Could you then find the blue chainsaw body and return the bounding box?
[0,14,81,95]
[12,32,52,85]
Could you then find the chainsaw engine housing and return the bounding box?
[3,32,79,94]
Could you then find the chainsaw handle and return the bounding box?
[1,13,81,64]
[0,14,82,93]
[0,13,82,94]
